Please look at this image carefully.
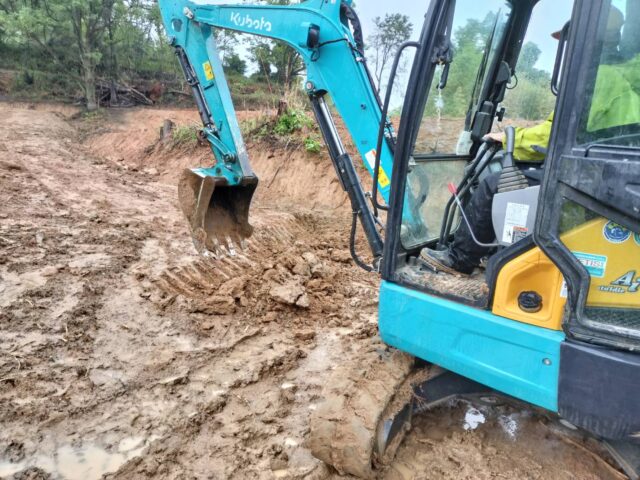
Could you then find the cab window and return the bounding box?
[577,0,640,146]
[401,1,512,249]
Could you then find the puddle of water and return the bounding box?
[0,436,158,480]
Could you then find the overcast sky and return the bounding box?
[357,0,575,73]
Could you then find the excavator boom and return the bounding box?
[159,0,403,260]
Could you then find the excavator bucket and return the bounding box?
[178,168,257,254]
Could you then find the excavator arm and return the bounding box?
[158,0,409,262]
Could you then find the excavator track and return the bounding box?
[310,344,639,479]
[309,346,435,478]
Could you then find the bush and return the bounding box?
[273,108,313,136]
[503,76,556,120]
[240,115,271,139]
[239,105,323,155]
[304,136,322,154]
[10,69,79,101]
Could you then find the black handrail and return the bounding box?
[371,40,420,215]
[551,22,571,96]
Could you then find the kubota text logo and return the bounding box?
[230,12,272,32]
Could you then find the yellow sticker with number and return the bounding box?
[364,149,390,189]
[377,167,390,188]
[203,61,214,81]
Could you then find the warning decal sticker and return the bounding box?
[364,149,390,189]
[203,61,214,81]
[502,202,530,244]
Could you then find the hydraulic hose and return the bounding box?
[350,210,375,272]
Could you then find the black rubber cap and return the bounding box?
[518,291,543,313]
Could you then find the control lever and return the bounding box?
[448,183,500,248]
[502,126,516,168]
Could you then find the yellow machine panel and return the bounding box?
[493,248,566,330]
[493,218,640,330]
[562,219,640,309]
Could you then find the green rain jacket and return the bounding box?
[587,54,640,133]
[505,54,640,160]
[500,53,640,160]
[506,111,555,163]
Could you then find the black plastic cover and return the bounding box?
[558,340,640,441]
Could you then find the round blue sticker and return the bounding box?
[603,221,631,244]
[635,232,640,247]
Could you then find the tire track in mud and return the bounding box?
[149,206,377,330]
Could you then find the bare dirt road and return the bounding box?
[0,104,623,480]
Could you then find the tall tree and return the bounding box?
[224,52,247,76]
[518,42,541,73]
[367,13,413,93]
[1,0,117,110]
[69,0,118,110]
[246,0,304,92]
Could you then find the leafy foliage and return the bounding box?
[224,53,247,76]
[0,0,181,109]
[172,124,200,146]
[239,108,322,155]
[273,108,313,136]
[242,0,304,93]
[424,15,555,121]
[303,136,322,154]
[505,42,556,120]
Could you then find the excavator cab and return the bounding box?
[376,0,640,473]
[383,0,640,336]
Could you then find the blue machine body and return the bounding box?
[379,281,565,412]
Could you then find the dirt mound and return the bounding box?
[152,209,378,326]
[83,107,350,211]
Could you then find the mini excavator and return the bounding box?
[158,0,640,477]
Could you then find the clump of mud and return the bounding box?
[152,210,377,329]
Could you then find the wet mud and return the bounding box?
[0,104,624,480]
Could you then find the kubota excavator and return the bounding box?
[158,0,640,477]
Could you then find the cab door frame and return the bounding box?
[381,0,448,280]
[382,0,529,279]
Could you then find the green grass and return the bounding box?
[172,124,200,147]
[303,136,322,154]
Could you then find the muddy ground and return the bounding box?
[0,103,625,480]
